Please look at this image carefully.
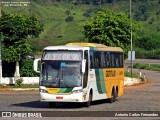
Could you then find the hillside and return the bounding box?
[1,0,160,52]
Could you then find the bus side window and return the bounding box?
[94,52,98,68]
[114,52,123,68]
[101,52,106,68]
[95,52,101,68]
[106,52,111,68]
[115,53,120,67]
[104,52,108,67]
[120,53,124,67]
[111,52,116,67]
[118,52,123,68]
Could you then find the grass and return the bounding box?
[125,71,139,78]
[133,63,160,71]
[0,84,39,88]
[30,2,90,47]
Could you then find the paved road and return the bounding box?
[125,59,160,67]
[125,59,160,64]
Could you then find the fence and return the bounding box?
[1,77,39,85]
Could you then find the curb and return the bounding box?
[12,88,39,91]
[0,88,39,91]
[124,77,141,86]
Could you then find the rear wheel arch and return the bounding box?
[112,86,115,95]
[90,89,93,97]
[84,88,93,107]
[109,86,116,103]
[88,88,93,102]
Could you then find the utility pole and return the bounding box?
[130,0,133,78]
[0,0,2,84]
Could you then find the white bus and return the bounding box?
[34,43,124,107]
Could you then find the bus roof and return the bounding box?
[43,45,88,51]
[66,42,123,52]
[43,43,123,52]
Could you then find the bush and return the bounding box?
[135,32,160,50]
[57,35,63,38]
[83,12,90,18]
[133,63,160,71]
[20,60,40,77]
[65,16,74,22]
[65,10,70,15]
[157,26,160,32]
[16,78,23,86]
[135,48,160,59]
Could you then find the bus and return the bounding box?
[34,42,124,107]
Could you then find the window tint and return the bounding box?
[94,52,100,68]
[90,51,123,69]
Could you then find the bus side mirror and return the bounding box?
[82,60,86,73]
[34,58,41,73]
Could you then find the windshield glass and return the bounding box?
[41,61,82,88]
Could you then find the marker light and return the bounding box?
[72,89,83,93]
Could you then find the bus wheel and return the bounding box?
[48,102,56,108]
[109,89,116,103]
[84,93,92,107]
[114,90,118,101]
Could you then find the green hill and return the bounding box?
[2,0,160,52]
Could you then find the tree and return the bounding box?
[81,7,140,58]
[0,13,44,61]
[0,13,44,77]
[135,32,160,50]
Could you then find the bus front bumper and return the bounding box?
[40,92,83,103]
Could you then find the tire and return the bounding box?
[84,93,92,107]
[48,102,56,108]
[114,90,118,101]
[109,89,116,103]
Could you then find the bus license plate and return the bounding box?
[56,96,63,99]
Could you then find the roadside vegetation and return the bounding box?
[133,63,160,71]
[125,70,147,83]
[125,71,139,78]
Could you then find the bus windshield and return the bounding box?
[41,61,82,88]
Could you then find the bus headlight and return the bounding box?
[72,89,83,94]
[40,89,48,93]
